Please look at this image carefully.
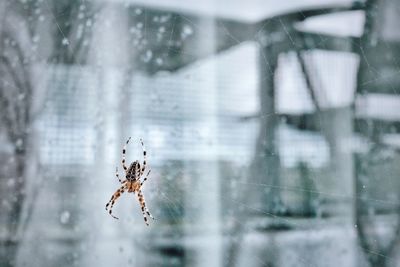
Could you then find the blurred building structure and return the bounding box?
[0,0,400,267]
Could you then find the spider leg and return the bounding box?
[140,138,147,176]
[137,190,155,226]
[105,185,126,219]
[122,137,131,172]
[140,169,151,187]
[115,167,125,183]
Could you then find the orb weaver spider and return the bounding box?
[105,137,155,225]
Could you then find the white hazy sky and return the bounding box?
[127,0,356,21]
[123,0,365,36]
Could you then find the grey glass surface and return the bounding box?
[1,1,400,266]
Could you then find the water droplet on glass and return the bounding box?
[32,35,40,43]
[76,24,84,39]
[160,15,170,23]
[158,26,165,33]
[155,58,163,66]
[7,178,15,187]
[182,25,193,37]
[141,50,152,62]
[62,38,70,46]
[18,93,26,100]
[15,138,23,148]
[60,211,71,224]
[135,8,142,15]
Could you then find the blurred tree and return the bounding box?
[0,1,97,266]
[0,2,43,266]
[355,0,400,266]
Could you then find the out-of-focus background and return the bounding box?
[0,0,400,266]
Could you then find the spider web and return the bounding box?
[2,1,400,267]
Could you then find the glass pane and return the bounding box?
[1,1,399,267]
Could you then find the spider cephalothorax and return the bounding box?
[105,137,154,225]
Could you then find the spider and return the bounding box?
[105,137,155,225]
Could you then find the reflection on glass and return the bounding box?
[0,1,399,267]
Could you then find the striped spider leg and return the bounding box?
[105,137,155,225]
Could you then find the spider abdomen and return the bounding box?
[126,181,141,193]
